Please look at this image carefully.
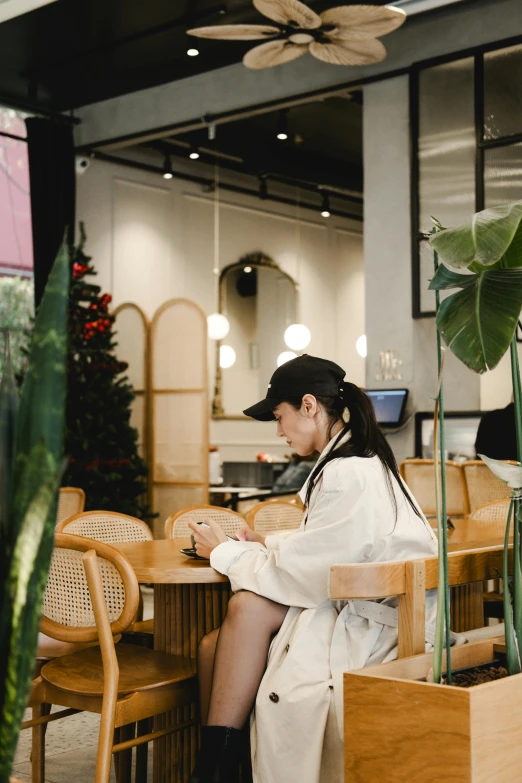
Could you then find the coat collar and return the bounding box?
[298,427,351,505]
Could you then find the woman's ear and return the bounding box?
[301,394,318,417]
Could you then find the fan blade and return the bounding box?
[320,5,406,38]
[253,0,321,29]
[187,24,280,40]
[309,38,387,66]
[243,39,308,69]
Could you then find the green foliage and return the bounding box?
[429,201,522,677]
[0,277,34,379]
[429,266,522,373]
[62,225,150,520]
[0,245,68,781]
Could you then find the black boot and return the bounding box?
[189,725,243,783]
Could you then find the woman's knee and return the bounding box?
[226,591,287,630]
[198,628,219,661]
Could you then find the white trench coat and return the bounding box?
[210,434,438,783]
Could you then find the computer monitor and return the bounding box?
[365,389,408,427]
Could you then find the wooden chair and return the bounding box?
[468,500,514,621]
[462,460,515,514]
[25,534,196,783]
[56,510,153,543]
[400,459,469,518]
[246,500,304,535]
[330,544,511,658]
[164,504,248,538]
[56,510,154,631]
[55,487,86,525]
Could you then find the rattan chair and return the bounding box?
[164,504,248,539]
[399,459,469,517]
[462,460,516,514]
[56,511,153,630]
[25,534,196,783]
[56,510,153,543]
[246,500,304,535]
[55,487,86,525]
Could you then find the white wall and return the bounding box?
[76,158,364,462]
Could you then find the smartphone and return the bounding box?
[197,520,237,542]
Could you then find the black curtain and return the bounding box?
[26,118,76,308]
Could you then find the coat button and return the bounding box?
[269,692,279,703]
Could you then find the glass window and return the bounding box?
[484,44,522,141]
[484,142,522,207]
[0,107,33,276]
[418,58,475,233]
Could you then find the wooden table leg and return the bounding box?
[153,582,232,783]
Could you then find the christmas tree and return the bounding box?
[62,225,150,520]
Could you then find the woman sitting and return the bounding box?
[189,354,437,783]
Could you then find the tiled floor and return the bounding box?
[12,587,154,783]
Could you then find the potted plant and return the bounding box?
[342,201,522,782]
[0,245,68,783]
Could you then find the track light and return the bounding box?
[189,147,200,160]
[244,266,252,273]
[276,110,288,141]
[320,192,331,218]
[259,176,268,200]
[187,48,199,57]
[163,155,173,180]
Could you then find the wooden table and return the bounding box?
[117,539,232,783]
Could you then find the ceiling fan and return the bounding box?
[187,0,406,69]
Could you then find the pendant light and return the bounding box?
[277,350,297,367]
[284,186,312,352]
[207,139,230,340]
[162,155,173,180]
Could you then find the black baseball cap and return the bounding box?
[243,354,346,421]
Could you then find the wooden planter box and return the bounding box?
[344,638,522,783]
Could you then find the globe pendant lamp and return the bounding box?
[208,313,230,340]
[284,323,311,351]
[277,350,297,367]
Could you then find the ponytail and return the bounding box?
[285,382,421,520]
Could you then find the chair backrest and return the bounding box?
[462,460,514,513]
[246,501,304,534]
[164,505,247,538]
[56,510,153,544]
[42,533,140,643]
[400,459,469,516]
[55,487,86,525]
[469,499,513,525]
[330,543,512,659]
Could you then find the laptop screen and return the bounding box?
[365,389,408,427]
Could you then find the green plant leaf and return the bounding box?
[479,454,522,489]
[430,200,522,269]
[429,264,476,291]
[0,340,19,542]
[436,268,522,373]
[11,241,69,538]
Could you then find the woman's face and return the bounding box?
[272,400,318,457]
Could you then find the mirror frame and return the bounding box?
[212,251,299,420]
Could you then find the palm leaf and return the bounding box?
[431,268,522,373]
[243,39,307,69]
[429,200,522,269]
[310,38,386,66]
[320,5,406,38]
[186,24,279,41]
[253,0,321,28]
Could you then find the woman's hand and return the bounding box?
[236,527,266,546]
[188,517,227,559]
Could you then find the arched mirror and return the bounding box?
[212,252,298,419]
